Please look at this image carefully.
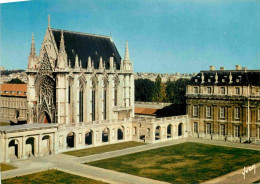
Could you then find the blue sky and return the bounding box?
[1,0,259,73]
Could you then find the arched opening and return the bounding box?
[178,123,183,136]
[67,132,75,148]
[42,135,51,155]
[15,109,20,119]
[102,128,109,143]
[85,131,93,145]
[26,137,35,156]
[39,111,51,123]
[155,126,161,140]
[117,127,124,140]
[8,139,19,158]
[167,124,172,138]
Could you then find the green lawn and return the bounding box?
[0,122,10,126]
[2,169,107,184]
[64,141,146,157]
[87,142,260,184]
[1,164,16,172]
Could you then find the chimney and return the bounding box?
[209,66,215,71]
[235,65,242,70]
[220,67,225,71]
[242,67,247,70]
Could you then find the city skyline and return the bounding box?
[1,0,260,73]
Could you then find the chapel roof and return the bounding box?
[51,29,122,69]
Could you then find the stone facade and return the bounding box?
[0,84,27,121]
[186,66,260,143]
[26,17,134,124]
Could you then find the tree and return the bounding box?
[6,78,25,84]
[166,78,190,104]
[153,75,163,102]
[135,79,156,102]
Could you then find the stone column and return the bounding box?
[34,136,39,157]
[93,130,97,146]
[22,136,26,159]
[118,74,124,107]
[159,126,163,140]
[4,137,9,162]
[130,74,135,117]
[125,75,129,107]
[38,134,42,156]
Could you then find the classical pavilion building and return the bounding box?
[186,65,260,143]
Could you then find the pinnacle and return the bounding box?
[124,40,130,61]
[59,30,65,53]
[30,32,36,56]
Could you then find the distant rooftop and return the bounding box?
[0,83,27,97]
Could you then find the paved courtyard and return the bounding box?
[1,138,260,184]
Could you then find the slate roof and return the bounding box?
[0,84,27,97]
[190,70,260,86]
[51,29,122,69]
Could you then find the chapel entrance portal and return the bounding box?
[39,112,51,123]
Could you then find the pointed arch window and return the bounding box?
[114,77,119,107]
[79,81,84,123]
[103,78,108,120]
[92,80,97,121]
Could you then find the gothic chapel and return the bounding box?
[27,17,134,125]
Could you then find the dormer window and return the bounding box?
[236,79,240,83]
[208,79,211,82]
[222,79,225,82]
[195,79,198,82]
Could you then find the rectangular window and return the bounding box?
[194,87,199,94]
[258,109,260,121]
[234,107,240,120]
[194,122,198,133]
[206,106,211,118]
[234,125,240,137]
[235,87,240,95]
[220,87,225,95]
[220,124,225,136]
[207,87,212,94]
[220,107,225,118]
[206,123,211,134]
[193,105,198,117]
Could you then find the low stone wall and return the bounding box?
[135,101,172,109]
